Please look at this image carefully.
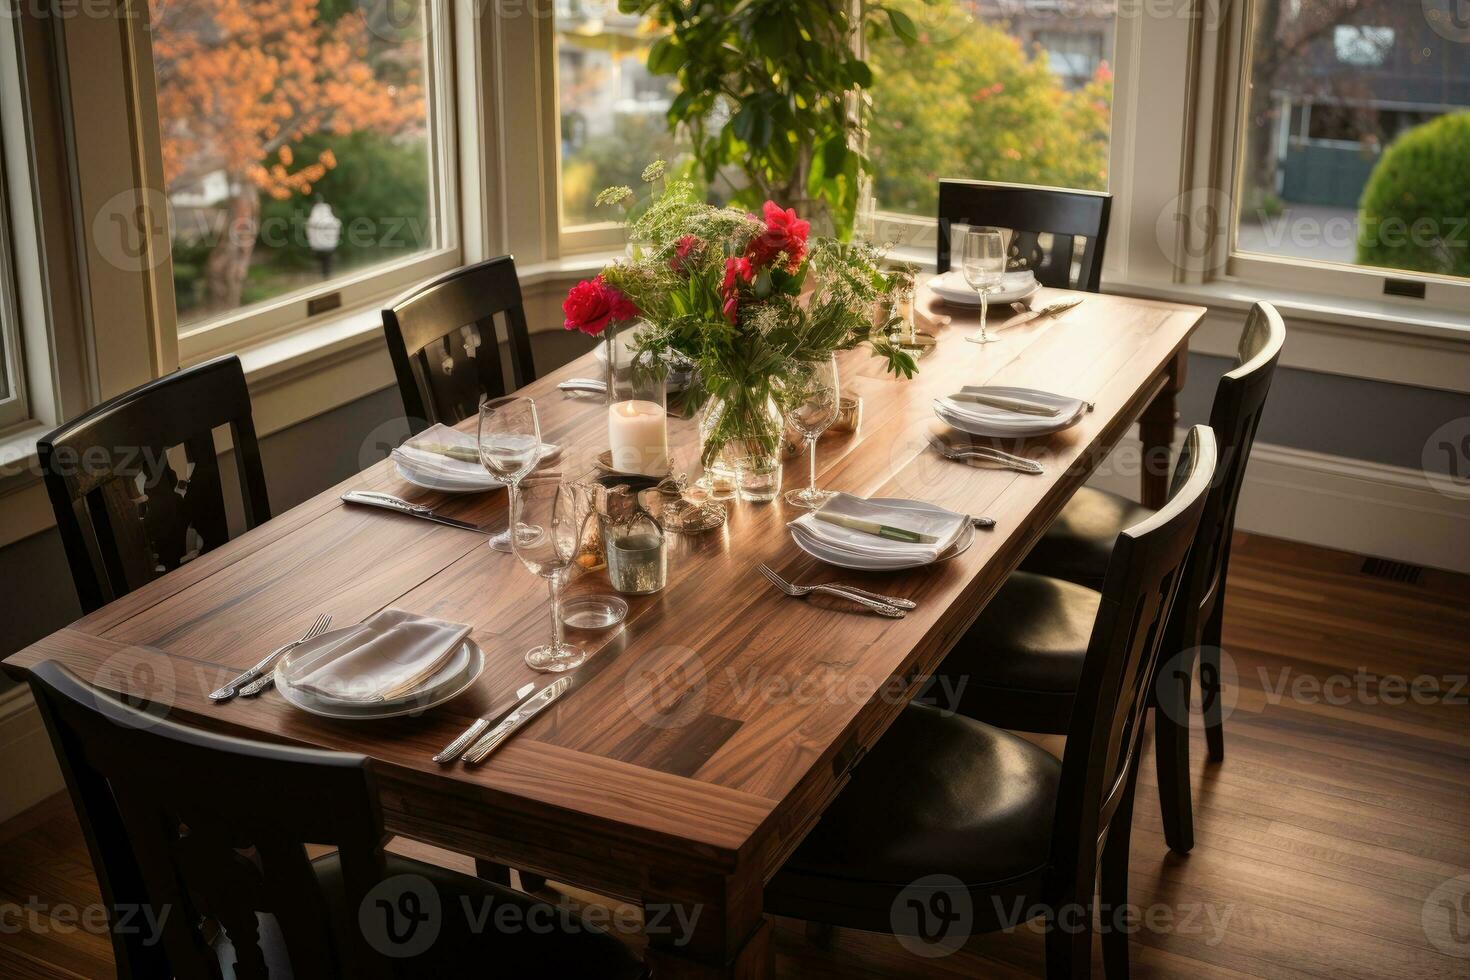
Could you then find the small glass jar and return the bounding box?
[604,511,667,595]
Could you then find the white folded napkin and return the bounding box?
[284,608,472,703]
[392,423,491,484]
[788,493,966,564]
[935,396,1056,427]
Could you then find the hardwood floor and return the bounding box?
[3,533,1467,979]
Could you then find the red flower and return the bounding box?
[721,256,754,323]
[745,200,810,272]
[671,234,703,273]
[562,276,637,336]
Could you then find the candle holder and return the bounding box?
[607,331,669,477]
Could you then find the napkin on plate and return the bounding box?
[788,493,966,564]
[285,608,472,703]
[392,423,493,485]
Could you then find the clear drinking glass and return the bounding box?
[478,397,542,553]
[962,227,1006,345]
[781,357,841,510]
[512,479,587,672]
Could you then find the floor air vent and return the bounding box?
[1360,557,1423,585]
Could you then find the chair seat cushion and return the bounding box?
[1020,486,1153,589]
[312,852,645,979]
[766,703,1060,931]
[956,571,1101,695]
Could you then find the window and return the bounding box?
[1234,0,1470,284]
[556,0,685,231]
[151,0,457,346]
[0,30,27,431]
[868,0,1117,218]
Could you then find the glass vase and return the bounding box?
[698,390,784,503]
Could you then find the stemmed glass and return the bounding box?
[511,478,587,672]
[962,227,1006,345]
[781,357,841,510]
[478,396,542,553]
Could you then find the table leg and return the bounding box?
[643,870,772,979]
[1140,349,1188,509]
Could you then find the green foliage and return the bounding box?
[561,113,690,226]
[866,0,1111,216]
[619,0,914,237]
[595,176,913,465]
[1356,113,1470,279]
[257,131,431,271]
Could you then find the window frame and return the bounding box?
[0,154,26,433]
[140,0,466,364]
[1214,0,1470,312]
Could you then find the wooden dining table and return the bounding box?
[5,280,1202,978]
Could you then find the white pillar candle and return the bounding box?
[608,399,668,475]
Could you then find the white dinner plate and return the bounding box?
[393,442,558,494]
[789,498,975,571]
[933,386,1087,438]
[929,270,1040,307]
[273,635,485,721]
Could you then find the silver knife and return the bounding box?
[462,676,572,764]
[341,490,486,532]
[433,682,536,764]
[558,377,607,394]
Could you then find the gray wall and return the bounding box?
[1,333,1466,681]
[1179,353,1470,474]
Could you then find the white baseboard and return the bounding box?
[0,686,63,824]
[1087,429,1470,575]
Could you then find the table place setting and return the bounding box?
[271,608,484,720]
[933,384,1091,439]
[392,421,558,494]
[787,492,974,573]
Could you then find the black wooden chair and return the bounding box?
[936,179,1112,292]
[39,355,271,614]
[954,302,1283,854]
[383,256,537,433]
[27,661,645,980]
[767,426,1217,979]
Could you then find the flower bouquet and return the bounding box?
[562,167,916,496]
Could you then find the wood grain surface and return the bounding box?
[4,282,1203,977]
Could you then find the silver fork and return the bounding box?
[211,614,332,701]
[928,437,1045,475]
[758,564,904,618]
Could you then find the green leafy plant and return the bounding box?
[1356,112,1470,279]
[564,170,915,466]
[618,0,918,238]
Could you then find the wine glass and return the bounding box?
[512,479,586,672]
[962,227,1006,345]
[781,357,841,510]
[478,396,542,553]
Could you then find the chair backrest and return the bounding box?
[39,355,271,614]
[936,179,1112,291]
[1051,425,1216,894]
[1173,302,1285,645]
[28,661,392,980]
[382,255,536,432]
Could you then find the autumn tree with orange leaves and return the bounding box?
[151,0,422,309]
